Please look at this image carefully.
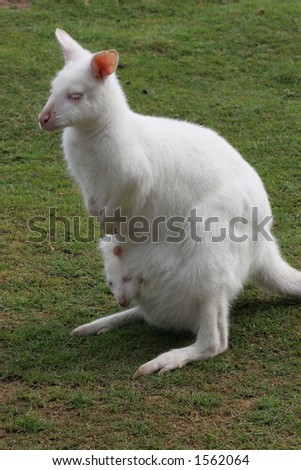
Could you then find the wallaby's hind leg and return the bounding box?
[133,294,229,379]
[71,306,143,336]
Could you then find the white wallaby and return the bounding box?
[39,29,301,378]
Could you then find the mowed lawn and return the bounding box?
[1,0,301,450]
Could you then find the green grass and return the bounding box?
[1,0,301,450]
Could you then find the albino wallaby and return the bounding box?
[39,29,300,378]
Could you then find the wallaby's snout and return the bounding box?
[117,296,130,307]
[39,104,59,132]
[39,110,51,130]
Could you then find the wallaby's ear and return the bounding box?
[91,50,119,79]
[55,28,84,62]
[113,245,122,257]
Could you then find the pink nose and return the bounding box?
[117,297,128,307]
[39,112,51,129]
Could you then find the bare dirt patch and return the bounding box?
[0,381,21,405]
[0,1,31,10]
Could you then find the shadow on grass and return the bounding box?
[232,294,299,317]
[3,291,299,386]
[2,315,194,385]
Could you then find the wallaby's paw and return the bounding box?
[71,319,112,336]
[133,349,191,379]
[71,323,96,336]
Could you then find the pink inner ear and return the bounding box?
[113,245,122,257]
[92,51,118,79]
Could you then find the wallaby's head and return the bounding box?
[39,29,119,131]
[99,238,143,308]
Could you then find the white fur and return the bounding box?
[40,30,301,378]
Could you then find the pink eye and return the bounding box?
[122,274,132,282]
[68,92,83,101]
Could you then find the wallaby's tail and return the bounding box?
[254,241,301,298]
